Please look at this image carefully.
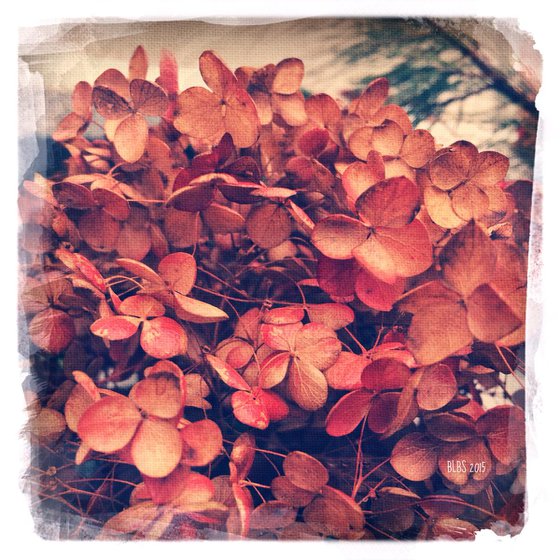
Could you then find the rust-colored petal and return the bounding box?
[130,418,183,478]
[182,419,223,466]
[77,396,141,453]
[325,389,372,437]
[311,215,369,260]
[352,220,432,283]
[348,121,404,160]
[355,176,420,228]
[140,317,188,359]
[114,113,148,163]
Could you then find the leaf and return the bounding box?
[271,476,316,507]
[173,472,217,509]
[158,49,179,96]
[130,79,168,116]
[438,438,492,485]
[272,58,304,95]
[348,121,404,160]
[406,300,473,366]
[261,322,301,352]
[52,181,96,209]
[430,517,478,540]
[92,86,131,120]
[425,413,477,442]
[466,284,521,343]
[294,322,341,370]
[203,203,245,234]
[400,129,435,168]
[288,358,328,411]
[423,183,466,229]
[199,50,237,97]
[352,220,432,283]
[361,358,410,392]
[272,92,308,127]
[52,112,88,141]
[416,364,457,411]
[230,432,256,481]
[450,182,489,221]
[472,151,509,186]
[264,306,305,325]
[325,389,372,437]
[298,128,330,158]
[90,315,140,341]
[114,113,148,163]
[72,81,93,118]
[222,87,261,148]
[311,215,369,260]
[305,93,341,130]
[316,256,360,301]
[206,354,251,391]
[283,451,328,492]
[390,432,439,481]
[477,405,525,465]
[116,220,152,261]
[382,371,422,438]
[164,208,201,248]
[94,68,130,99]
[99,502,160,540]
[260,390,289,421]
[57,249,107,292]
[157,252,197,295]
[140,317,188,359]
[367,392,400,433]
[325,352,369,390]
[65,385,95,433]
[246,203,292,249]
[356,77,389,121]
[130,418,183,478]
[183,374,212,410]
[29,308,75,353]
[231,390,269,430]
[341,152,385,202]
[182,419,223,466]
[355,176,420,228]
[175,87,225,142]
[355,269,405,311]
[28,408,66,443]
[259,351,291,389]
[129,46,148,81]
[77,396,141,453]
[115,258,164,286]
[429,141,478,191]
[439,220,497,297]
[303,486,364,539]
[129,375,182,419]
[306,303,354,330]
[251,501,298,531]
[120,295,165,319]
[143,464,192,505]
[231,484,253,538]
[168,187,216,217]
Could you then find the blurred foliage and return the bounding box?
[337,19,537,176]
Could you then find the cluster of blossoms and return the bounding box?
[21,46,528,540]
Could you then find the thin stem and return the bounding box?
[494,344,525,388]
[359,458,391,486]
[351,415,369,499]
[343,327,367,354]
